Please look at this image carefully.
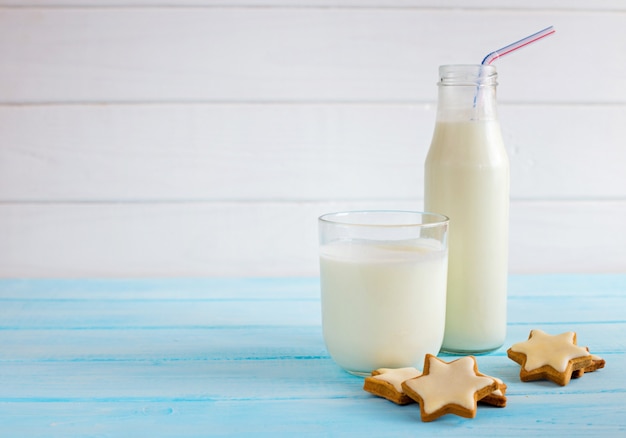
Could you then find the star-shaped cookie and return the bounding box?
[572,348,606,379]
[479,376,508,408]
[401,355,498,422]
[507,329,592,386]
[363,367,422,405]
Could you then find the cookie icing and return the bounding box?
[403,356,495,414]
[372,367,421,392]
[492,377,504,396]
[509,329,590,373]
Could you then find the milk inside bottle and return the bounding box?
[424,65,510,353]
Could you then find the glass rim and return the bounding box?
[439,63,497,70]
[438,64,498,87]
[318,210,449,228]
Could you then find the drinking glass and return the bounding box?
[318,211,449,376]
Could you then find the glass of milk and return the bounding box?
[318,211,449,376]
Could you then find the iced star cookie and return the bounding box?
[507,329,592,386]
[401,355,498,422]
[585,353,606,372]
[363,367,421,405]
[479,377,507,408]
[572,348,606,379]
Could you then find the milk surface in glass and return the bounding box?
[320,239,448,375]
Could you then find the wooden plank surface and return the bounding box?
[1,200,625,277]
[1,0,624,9]
[0,8,624,104]
[0,275,624,436]
[1,104,624,201]
[1,2,624,278]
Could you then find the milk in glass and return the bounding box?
[320,239,447,375]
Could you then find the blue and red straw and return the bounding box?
[481,26,556,65]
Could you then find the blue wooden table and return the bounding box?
[1,275,625,436]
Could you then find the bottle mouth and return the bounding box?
[438,64,498,86]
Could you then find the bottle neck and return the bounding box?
[435,65,499,122]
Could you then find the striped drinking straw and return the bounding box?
[472,25,556,109]
[481,26,556,65]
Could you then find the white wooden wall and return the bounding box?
[1,1,625,277]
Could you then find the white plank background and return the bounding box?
[1,1,625,277]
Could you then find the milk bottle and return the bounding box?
[424,65,510,353]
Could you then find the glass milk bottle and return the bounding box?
[424,65,509,353]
